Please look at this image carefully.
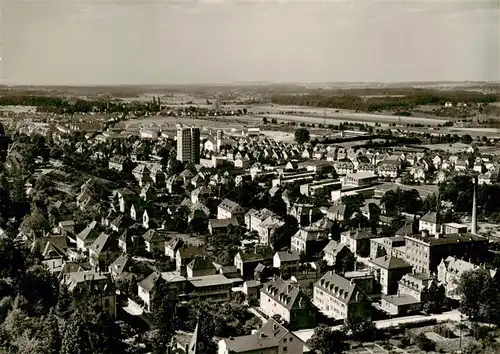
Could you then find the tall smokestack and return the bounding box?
[472,176,478,234]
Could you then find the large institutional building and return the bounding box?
[176,124,200,164]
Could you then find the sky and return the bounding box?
[2,0,500,85]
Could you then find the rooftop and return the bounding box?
[188,274,233,288]
[405,232,486,246]
[370,255,412,270]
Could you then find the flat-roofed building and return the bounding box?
[344,172,378,188]
[299,179,341,197]
[187,274,235,303]
[176,124,200,164]
[369,236,405,260]
[442,222,468,235]
[403,232,488,274]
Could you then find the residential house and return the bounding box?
[273,251,300,274]
[176,246,206,276]
[288,203,322,227]
[334,160,355,175]
[217,199,245,221]
[260,277,315,330]
[138,272,185,311]
[118,228,141,254]
[245,208,276,233]
[75,221,99,251]
[291,227,328,259]
[258,216,285,247]
[418,211,440,235]
[186,256,217,278]
[340,229,378,257]
[132,164,152,186]
[142,229,167,253]
[313,271,371,321]
[165,238,185,259]
[322,240,355,271]
[326,204,347,222]
[108,155,131,172]
[191,186,212,204]
[63,271,116,317]
[368,255,412,295]
[234,248,274,279]
[208,218,240,235]
[166,174,184,194]
[88,233,118,271]
[218,318,305,354]
[109,255,137,281]
[437,256,480,300]
[378,163,398,179]
[381,273,444,316]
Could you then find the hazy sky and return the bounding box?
[3,0,500,85]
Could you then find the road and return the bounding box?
[293,309,464,343]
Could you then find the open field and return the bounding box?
[417,142,500,155]
[247,104,453,126]
[380,182,439,198]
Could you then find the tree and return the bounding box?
[262,117,268,124]
[20,207,50,238]
[380,188,421,215]
[152,283,178,353]
[307,324,347,354]
[414,333,436,352]
[455,268,500,325]
[294,128,310,144]
[42,312,62,354]
[60,313,93,354]
[461,134,473,144]
[342,313,376,342]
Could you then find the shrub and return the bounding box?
[414,333,436,352]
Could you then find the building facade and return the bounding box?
[177,125,201,164]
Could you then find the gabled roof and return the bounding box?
[88,233,112,255]
[166,238,184,251]
[133,164,151,175]
[209,218,239,229]
[42,240,67,259]
[138,272,163,292]
[142,229,166,243]
[396,222,415,237]
[442,256,477,274]
[420,211,438,224]
[65,271,114,293]
[218,198,243,213]
[344,229,377,240]
[110,255,135,275]
[370,255,411,270]
[275,251,300,262]
[188,257,215,271]
[261,277,307,311]
[323,240,350,257]
[315,271,367,304]
[327,204,347,216]
[238,247,274,262]
[177,246,206,259]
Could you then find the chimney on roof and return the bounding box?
[472,176,478,234]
